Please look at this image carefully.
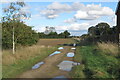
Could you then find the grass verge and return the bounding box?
[2,46,57,78]
[71,45,119,78]
[97,42,118,56]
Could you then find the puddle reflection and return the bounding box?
[32,62,44,69]
[57,61,80,71]
[67,52,75,57]
[49,51,61,56]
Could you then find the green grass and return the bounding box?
[70,65,85,78]
[2,47,57,78]
[71,45,119,78]
[70,47,85,78]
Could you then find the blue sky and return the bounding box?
[1,1,118,36]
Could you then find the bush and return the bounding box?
[2,21,39,49]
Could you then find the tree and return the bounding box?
[2,1,40,54]
[95,22,110,36]
[3,1,30,54]
[38,32,46,38]
[88,26,96,36]
[62,30,70,38]
[48,32,58,38]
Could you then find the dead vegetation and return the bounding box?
[2,45,55,65]
[37,39,74,46]
[97,42,118,56]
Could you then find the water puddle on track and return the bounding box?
[71,47,76,50]
[49,51,61,56]
[57,60,80,71]
[58,47,64,50]
[50,76,68,80]
[32,61,44,69]
[66,52,75,57]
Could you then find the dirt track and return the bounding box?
[16,39,73,78]
[18,46,74,78]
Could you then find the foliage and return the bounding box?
[2,2,39,49]
[2,21,39,49]
[74,45,119,78]
[80,22,118,44]
[2,2,30,22]
[62,30,71,38]
[38,30,71,38]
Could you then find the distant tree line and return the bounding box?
[38,30,71,38]
[80,22,118,45]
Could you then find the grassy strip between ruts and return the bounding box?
[2,46,57,78]
[70,45,119,78]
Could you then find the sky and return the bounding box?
[1,1,119,36]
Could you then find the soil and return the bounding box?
[17,39,76,78]
[17,46,74,78]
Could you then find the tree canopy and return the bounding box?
[81,22,118,44]
[2,2,39,49]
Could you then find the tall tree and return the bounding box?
[95,22,110,36]
[63,30,70,38]
[3,1,30,54]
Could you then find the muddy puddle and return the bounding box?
[32,61,44,69]
[51,76,68,80]
[49,51,61,56]
[58,47,64,50]
[57,61,80,71]
[67,52,75,57]
[71,47,76,50]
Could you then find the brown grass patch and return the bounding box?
[2,39,73,65]
[97,42,118,56]
[37,39,74,46]
[2,45,54,65]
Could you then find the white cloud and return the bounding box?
[86,4,102,10]
[70,23,90,30]
[64,18,76,23]
[71,2,86,11]
[41,2,114,20]
[55,20,115,31]
[32,25,45,32]
[47,14,59,19]
[74,10,99,20]
[55,23,90,31]
[47,2,72,12]
[74,4,114,20]
[88,7,114,16]
[41,9,58,19]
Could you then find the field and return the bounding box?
[37,39,74,46]
[2,39,74,78]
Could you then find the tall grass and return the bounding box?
[2,45,57,78]
[72,45,119,78]
[3,45,46,65]
[97,42,118,56]
[70,47,85,78]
